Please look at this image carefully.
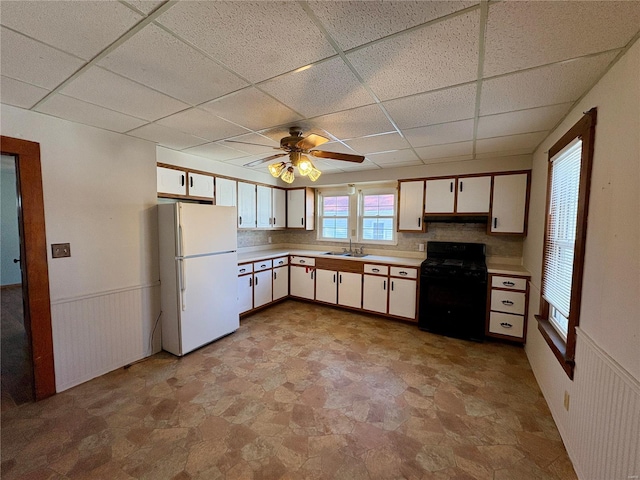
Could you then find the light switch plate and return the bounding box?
[51,243,71,258]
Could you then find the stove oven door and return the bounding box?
[419,275,487,341]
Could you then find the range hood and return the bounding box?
[423,215,489,224]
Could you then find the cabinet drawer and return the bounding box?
[489,312,524,338]
[237,264,253,276]
[491,275,527,291]
[290,256,315,266]
[364,264,388,275]
[390,266,417,279]
[273,256,288,267]
[490,290,526,315]
[253,259,273,272]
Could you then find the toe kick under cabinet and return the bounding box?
[486,274,529,343]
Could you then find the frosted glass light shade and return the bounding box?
[307,167,322,182]
[281,166,295,184]
[297,156,314,176]
[268,162,286,177]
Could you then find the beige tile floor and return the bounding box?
[1,300,577,479]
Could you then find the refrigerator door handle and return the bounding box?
[177,203,185,257]
[179,259,187,311]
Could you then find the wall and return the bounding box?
[1,155,22,285]
[1,104,161,391]
[523,39,640,479]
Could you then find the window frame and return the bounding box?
[357,186,398,245]
[316,188,352,242]
[536,108,597,380]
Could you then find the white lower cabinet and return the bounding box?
[237,274,253,314]
[315,269,337,304]
[388,278,417,320]
[486,273,529,343]
[289,265,315,300]
[253,269,272,308]
[273,266,288,301]
[338,272,362,309]
[363,275,388,314]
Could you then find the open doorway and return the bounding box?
[1,154,34,409]
[1,136,55,402]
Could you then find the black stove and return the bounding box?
[419,241,487,341]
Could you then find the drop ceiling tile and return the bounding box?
[404,120,474,148]
[422,154,474,165]
[201,88,302,131]
[222,133,281,156]
[157,108,250,141]
[183,142,246,162]
[224,155,266,167]
[157,1,337,83]
[259,57,374,118]
[122,1,165,15]
[308,1,478,51]
[347,11,479,101]
[475,131,548,154]
[0,76,49,109]
[127,123,209,150]
[35,94,147,133]
[313,104,396,140]
[384,84,476,129]
[98,25,247,106]
[61,67,189,121]
[477,103,572,139]
[337,159,380,172]
[484,1,640,77]
[0,27,85,90]
[414,141,474,160]
[0,1,142,60]
[345,132,410,154]
[367,149,420,165]
[480,51,619,116]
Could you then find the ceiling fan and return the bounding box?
[225,127,365,183]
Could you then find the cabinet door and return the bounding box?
[315,269,337,304]
[338,272,362,309]
[273,266,288,300]
[256,185,272,228]
[491,173,528,234]
[157,166,187,196]
[187,172,214,199]
[289,265,315,300]
[253,270,273,308]
[425,178,456,213]
[388,278,417,320]
[398,181,425,231]
[456,176,490,213]
[237,275,253,314]
[362,275,388,314]
[287,188,314,229]
[272,188,286,228]
[237,181,257,229]
[216,177,237,207]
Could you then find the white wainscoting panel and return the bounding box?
[51,283,161,392]
[570,329,640,480]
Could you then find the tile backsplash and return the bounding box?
[238,223,523,259]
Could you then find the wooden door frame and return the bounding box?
[1,136,56,400]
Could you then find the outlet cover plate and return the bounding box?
[52,243,71,258]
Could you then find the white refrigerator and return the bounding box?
[158,202,239,356]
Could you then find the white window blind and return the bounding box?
[542,139,582,326]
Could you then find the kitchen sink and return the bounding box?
[323,251,347,256]
[323,251,368,257]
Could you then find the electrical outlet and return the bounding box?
[268,236,272,244]
[418,243,425,252]
[51,243,71,258]
[563,391,570,411]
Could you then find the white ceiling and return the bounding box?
[1,1,639,175]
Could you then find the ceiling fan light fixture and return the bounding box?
[268,161,286,177]
[297,156,314,176]
[280,166,295,184]
[307,167,322,182]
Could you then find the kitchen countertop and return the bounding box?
[487,263,531,276]
[237,248,424,267]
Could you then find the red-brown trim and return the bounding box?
[1,136,56,400]
[537,107,597,379]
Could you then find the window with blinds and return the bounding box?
[542,139,583,339]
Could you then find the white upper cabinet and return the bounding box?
[215,177,237,207]
[398,180,424,231]
[456,176,491,213]
[187,172,214,199]
[490,173,529,234]
[287,188,314,230]
[425,178,456,213]
[256,185,272,228]
[157,166,187,196]
[272,188,286,228]
[237,181,256,229]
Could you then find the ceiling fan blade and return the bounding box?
[309,150,365,163]
[243,153,287,167]
[296,133,329,150]
[225,139,280,148]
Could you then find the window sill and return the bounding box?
[535,315,575,379]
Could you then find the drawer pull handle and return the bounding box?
[300,259,306,264]
[372,268,380,273]
[399,271,408,276]
[239,268,246,273]
[500,322,513,328]
[278,261,284,265]
[383,280,386,290]
[501,300,514,306]
[503,281,515,287]
[260,264,266,268]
